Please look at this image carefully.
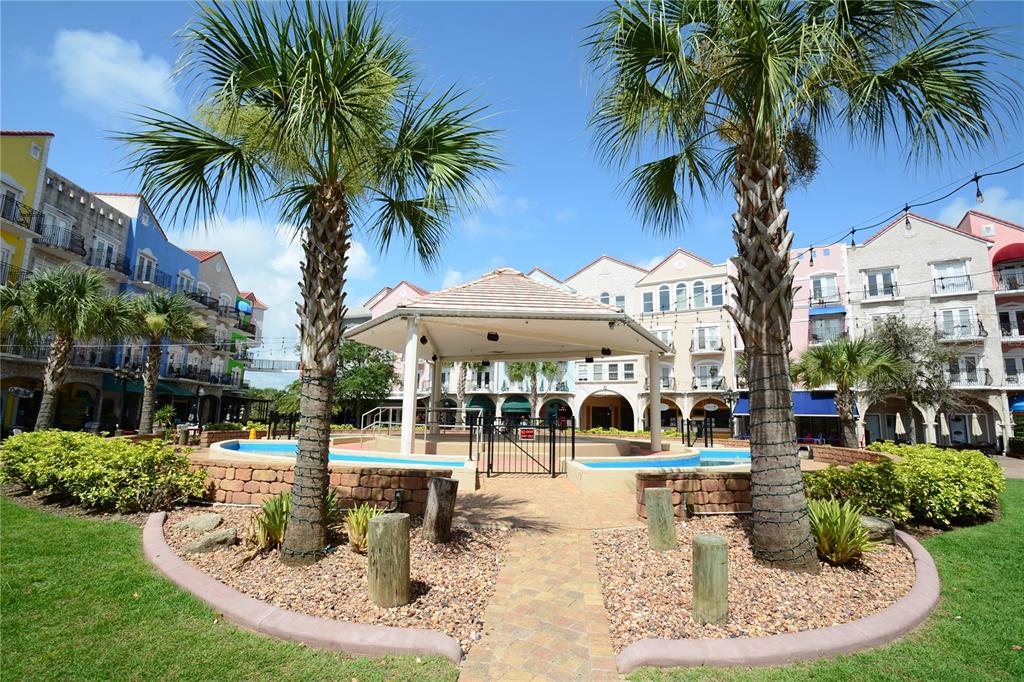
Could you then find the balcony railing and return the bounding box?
[936,318,987,340]
[0,262,32,286]
[933,274,972,294]
[690,338,724,352]
[33,223,87,256]
[235,320,257,335]
[692,376,726,390]
[863,283,899,300]
[86,249,130,275]
[131,268,174,290]
[946,368,993,387]
[997,272,1024,292]
[0,196,41,230]
[809,329,848,345]
[644,376,677,390]
[186,291,221,312]
[468,382,491,392]
[809,293,842,306]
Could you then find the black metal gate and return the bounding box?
[481,415,575,477]
[681,417,715,448]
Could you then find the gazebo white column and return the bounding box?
[400,315,420,454]
[429,358,443,435]
[648,351,662,452]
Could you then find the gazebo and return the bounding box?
[343,268,669,454]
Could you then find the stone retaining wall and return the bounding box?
[198,430,268,448]
[636,472,752,519]
[811,445,883,466]
[190,457,450,515]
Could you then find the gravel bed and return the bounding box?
[164,506,514,652]
[592,515,916,652]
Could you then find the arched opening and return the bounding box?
[580,391,634,430]
[501,394,531,426]
[863,399,928,445]
[645,397,682,429]
[439,397,458,426]
[690,397,729,428]
[540,398,573,427]
[658,284,670,311]
[55,382,101,431]
[1,376,42,435]
[466,394,495,427]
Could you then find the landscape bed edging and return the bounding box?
[615,529,939,673]
[142,512,463,663]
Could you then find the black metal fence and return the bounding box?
[682,417,716,448]
[480,414,575,477]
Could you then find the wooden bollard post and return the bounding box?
[423,477,459,544]
[645,487,677,551]
[692,534,728,624]
[367,513,411,607]
[176,425,189,446]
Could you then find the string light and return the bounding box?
[974,174,984,204]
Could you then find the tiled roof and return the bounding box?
[186,249,221,262]
[399,268,620,315]
[1,130,54,136]
[239,291,269,309]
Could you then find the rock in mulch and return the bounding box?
[183,527,237,554]
[592,515,916,652]
[173,512,223,534]
[861,515,896,544]
[164,506,514,652]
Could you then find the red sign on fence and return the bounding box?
[519,427,536,441]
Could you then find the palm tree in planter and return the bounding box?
[586,0,1014,571]
[117,1,501,563]
[130,292,208,435]
[504,361,563,418]
[791,338,901,448]
[0,266,136,430]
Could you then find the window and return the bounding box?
[693,325,721,351]
[710,283,724,307]
[136,253,156,282]
[475,369,490,388]
[946,355,980,385]
[614,294,625,311]
[998,264,1024,291]
[42,208,72,248]
[1,184,22,221]
[1,244,13,281]
[643,291,654,313]
[593,364,604,381]
[651,329,672,346]
[623,363,634,380]
[823,248,831,256]
[219,294,233,309]
[658,284,670,311]
[92,235,117,268]
[934,260,971,294]
[599,292,610,305]
[999,310,1024,337]
[675,282,688,310]
[692,280,705,308]
[660,364,673,388]
[865,269,896,298]
[939,308,974,339]
[177,273,195,293]
[810,274,839,304]
[1004,358,1019,383]
[694,363,722,389]
[981,224,995,237]
[810,317,844,344]
[608,363,619,380]
[29,143,42,160]
[197,282,211,296]
[577,362,589,382]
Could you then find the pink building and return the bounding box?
[789,244,850,358]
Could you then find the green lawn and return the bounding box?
[631,479,1024,682]
[0,497,457,681]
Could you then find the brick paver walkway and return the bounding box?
[456,476,639,681]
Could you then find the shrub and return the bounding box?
[804,459,911,523]
[330,423,357,431]
[0,430,204,512]
[808,498,878,566]
[203,421,244,432]
[345,502,384,554]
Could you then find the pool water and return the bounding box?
[221,441,466,468]
[581,450,750,469]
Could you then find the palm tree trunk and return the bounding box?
[727,145,818,573]
[34,332,74,430]
[456,362,467,425]
[530,373,538,418]
[282,183,349,565]
[139,338,162,434]
[835,387,858,448]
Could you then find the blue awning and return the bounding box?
[1010,394,1024,412]
[808,306,846,316]
[733,391,855,417]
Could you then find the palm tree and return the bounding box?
[586,1,1015,571]
[117,1,500,563]
[791,338,901,448]
[454,361,488,425]
[0,267,136,430]
[130,292,208,434]
[504,361,563,417]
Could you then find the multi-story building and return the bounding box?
[368,209,1022,452]
[0,131,52,285]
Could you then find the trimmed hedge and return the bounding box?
[1,430,205,512]
[805,442,1004,527]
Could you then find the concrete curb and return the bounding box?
[616,530,939,673]
[142,512,463,664]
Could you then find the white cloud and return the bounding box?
[178,216,376,363]
[644,254,667,270]
[442,268,465,288]
[554,208,578,224]
[50,30,179,123]
[938,186,1023,226]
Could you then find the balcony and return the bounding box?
[809,293,842,307]
[0,263,33,286]
[33,223,87,257]
[86,249,130,276]
[996,272,1024,293]
[863,283,900,301]
[933,274,973,295]
[936,318,987,341]
[809,329,848,345]
[690,337,724,353]
[131,268,174,290]
[186,291,221,312]
[0,196,41,231]
[946,368,993,387]
[644,376,677,391]
[235,319,257,335]
[692,376,726,390]
[468,382,492,392]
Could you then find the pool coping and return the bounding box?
[615,530,939,672]
[142,512,463,664]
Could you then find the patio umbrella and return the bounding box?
[894,412,906,437]
[940,413,950,441]
[971,413,984,439]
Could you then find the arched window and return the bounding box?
[692,280,706,308]
[658,284,670,311]
[599,292,610,305]
[675,282,688,310]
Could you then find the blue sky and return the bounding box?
[3,1,1023,388]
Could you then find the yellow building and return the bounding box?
[1,130,53,283]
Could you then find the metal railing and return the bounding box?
[936,318,987,340]
[0,196,41,230]
[692,376,726,390]
[33,223,87,256]
[644,376,677,390]
[235,319,257,335]
[809,293,842,306]
[946,368,993,387]
[690,337,724,352]
[359,405,486,455]
[131,268,174,290]
[0,262,32,286]
[809,329,848,345]
[863,283,899,300]
[186,291,221,311]
[997,273,1024,292]
[933,274,972,294]
[86,249,130,275]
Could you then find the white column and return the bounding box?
[429,358,443,435]
[649,351,662,452]
[400,315,420,454]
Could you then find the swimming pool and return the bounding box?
[580,450,751,469]
[219,440,467,468]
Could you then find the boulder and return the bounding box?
[173,513,223,534]
[860,515,896,545]
[183,527,237,554]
